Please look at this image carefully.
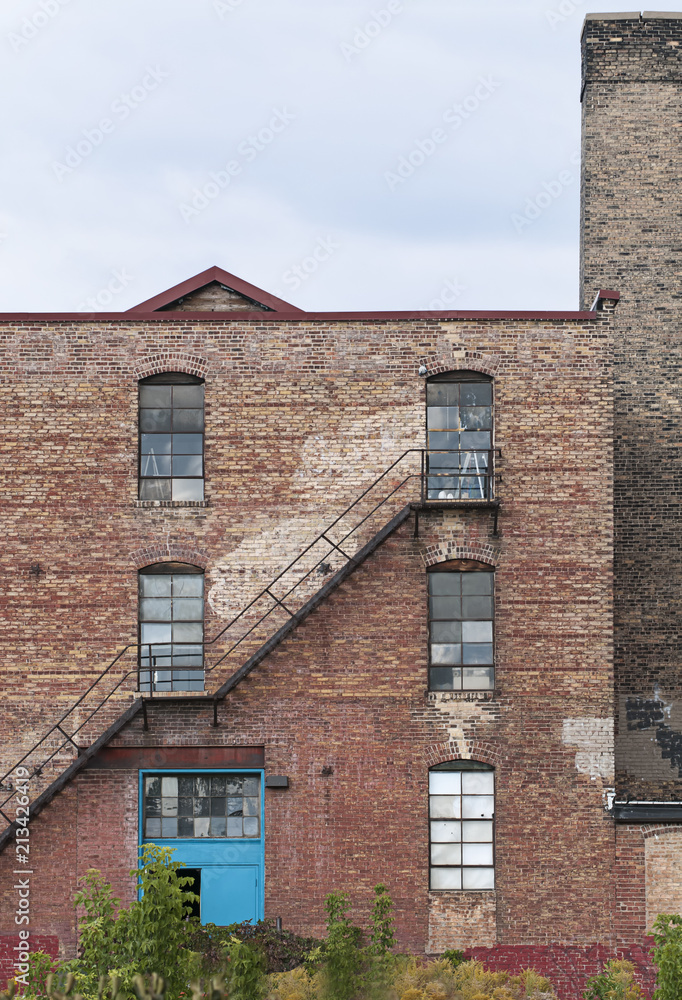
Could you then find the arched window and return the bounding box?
[428,560,494,691]
[139,373,205,501]
[139,562,204,693]
[426,371,493,500]
[429,760,495,890]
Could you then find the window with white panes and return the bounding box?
[139,372,205,501]
[428,562,494,691]
[429,761,495,890]
[139,562,204,693]
[143,773,261,839]
[426,371,493,501]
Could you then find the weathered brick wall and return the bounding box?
[0,505,616,988]
[644,826,682,932]
[0,309,618,996]
[0,314,610,786]
[580,12,682,799]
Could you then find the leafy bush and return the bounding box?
[319,892,364,1000]
[67,845,199,999]
[186,919,321,976]
[582,959,644,1000]
[653,913,682,1000]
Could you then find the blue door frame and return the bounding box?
[139,768,265,925]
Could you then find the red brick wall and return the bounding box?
[0,310,628,998]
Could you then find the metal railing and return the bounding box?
[0,449,495,828]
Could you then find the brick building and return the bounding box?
[0,13,681,999]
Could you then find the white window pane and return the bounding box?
[430,843,461,865]
[462,621,493,643]
[141,575,171,597]
[173,622,203,642]
[463,667,495,690]
[145,818,161,837]
[429,771,461,795]
[462,867,495,890]
[463,843,494,866]
[430,820,461,842]
[462,794,494,818]
[462,772,494,795]
[174,575,203,597]
[161,777,178,796]
[430,795,461,819]
[431,867,462,890]
[141,623,172,645]
[462,820,493,842]
[172,478,204,500]
[194,817,210,837]
[173,598,204,620]
[140,598,172,621]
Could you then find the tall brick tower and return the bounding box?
[581,13,682,803]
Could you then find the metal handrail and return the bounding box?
[0,449,494,823]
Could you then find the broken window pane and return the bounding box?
[142,773,261,839]
[426,376,493,500]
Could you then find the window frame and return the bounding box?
[424,370,494,502]
[427,560,495,692]
[428,760,495,892]
[138,561,205,693]
[139,768,264,842]
[138,372,205,502]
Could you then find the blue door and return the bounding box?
[140,770,265,926]
[201,865,259,925]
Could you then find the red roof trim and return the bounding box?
[125,265,304,314]
[0,309,599,323]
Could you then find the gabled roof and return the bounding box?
[125,265,304,314]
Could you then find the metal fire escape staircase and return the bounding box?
[0,449,498,851]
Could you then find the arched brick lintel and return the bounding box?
[641,824,682,840]
[129,544,210,571]
[418,351,501,379]
[421,541,501,569]
[420,740,503,770]
[133,354,210,381]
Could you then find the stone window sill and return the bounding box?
[133,500,210,509]
[426,690,497,703]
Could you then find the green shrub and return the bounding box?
[582,959,644,1000]
[441,951,465,971]
[653,913,682,1000]
[185,918,321,976]
[320,892,363,1000]
[68,845,198,999]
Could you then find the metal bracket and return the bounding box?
[492,507,500,537]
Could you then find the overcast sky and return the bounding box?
[0,1,677,313]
